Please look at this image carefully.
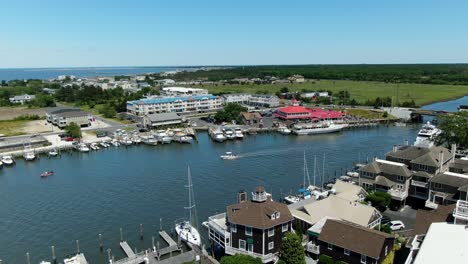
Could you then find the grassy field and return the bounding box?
[344,108,396,120]
[194,80,468,106]
[0,120,30,136]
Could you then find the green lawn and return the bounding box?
[0,120,29,136]
[194,80,468,106]
[345,108,396,120]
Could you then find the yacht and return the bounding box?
[23,147,36,161]
[142,136,158,146]
[224,129,236,140]
[155,130,172,144]
[90,143,100,150]
[220,152,238,160]
[234,128,244,139]
[48,149,59,157]
[77,143,90,152]
[173,130,193,144]
[277,126,291,135]
[99,142,109,148]
[175,166,201,247]
[211,129,226,143]
[414,121,442,148]
[292,122,345,135]
[1,155,14,165]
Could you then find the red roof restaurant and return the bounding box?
[274,100,345,121]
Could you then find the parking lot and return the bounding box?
[382,205,417,232]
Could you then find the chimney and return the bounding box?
[451,144,457,163]
[238,190,247,203]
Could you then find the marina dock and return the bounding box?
[120,241,136,258]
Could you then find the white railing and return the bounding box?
[411,180,428,188]
[425,199,438,209]
[453,200,468,221]
[225,246,278,263]
[305,242,320,254]
[388,188,408,200]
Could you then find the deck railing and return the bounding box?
[411,180,428,188]
[453,200,468,221]
[305,242,320,254]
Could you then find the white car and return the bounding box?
[389,220,405,231]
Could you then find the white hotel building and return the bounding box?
[127,94,223,116]
[222,93,280,108]
[161,87,209,96]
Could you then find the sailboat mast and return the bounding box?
[314,155,317,186]
[322,154,326,189]
[303,151,306,188]
[187,166,192,225]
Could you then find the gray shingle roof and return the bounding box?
[360,160,412,177]
[145,112,181,122]
[386,146,451,167]
[429,172,468,188]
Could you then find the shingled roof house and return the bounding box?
[207,187,294,263]
[314,219,395,264]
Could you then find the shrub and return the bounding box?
[318,255,334,264]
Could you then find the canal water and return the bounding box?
[0,97,465,263]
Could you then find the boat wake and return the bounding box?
[237,147,300,158]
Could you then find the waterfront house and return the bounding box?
[241,112,263,125]
[425,171,468,209]
[248,94,280,108]
[405,222,468,264]
[308,219,395,264]
[448,158,468,174]
[288,195,382,232]
[207,187,294,263]
[9,94,36,104]
[142,112,183,129]
[358,159,412,207]
[127,94,222,116]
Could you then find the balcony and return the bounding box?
[225,246,278,263]
[305,241,320,254]
[388,188,408,201]
[453,200,468,222]
[411,180,428,188]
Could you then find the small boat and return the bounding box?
[224,129,236,140]
[284,195,302,204]
[120,138,133,146]
[179,135,193,144]
[40,170,54,177]
[99,142,109,148]
[48,149,59,157]
[1,155,14,165]
[346,171,359,178]
[111,140,120,147]
[23,150,36,161]
[155,130,172,144]
[64,253,88,264]
[220,152,237,160]
[90,143,100,151]
[211,129,226,143]
[277,126,291,135]
[77,143,90,152]
[234,128,244,139]
[132,137,142,144]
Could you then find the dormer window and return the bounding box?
[271,214,276,220]
[276,212,280,219]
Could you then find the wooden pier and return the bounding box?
[120,241,136,258]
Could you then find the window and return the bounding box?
[397,175,405,182]
[396,184,404,190]
[268,228,275,237]
[276,212,281,219]
[268,241,274,250]
[271,214,276,220]
[245,226,252,236]
[434,183,443,190]
[282,223,288,232]
[361,254,366,264]
[248,243,253,252]
[328,243,333,250]
[344,248,350,256]
[239,239,246,250]
[231,224,237,233]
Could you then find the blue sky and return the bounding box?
[1,0,467,67]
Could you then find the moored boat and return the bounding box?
[1,155,14,165]
[210,129,226,143]
[224,129,236,140]
[23,149,36,161]
[234,128,244,139]
[48,149,59,157]
[277,126,291,135]
[292,122,345,135]
[414,121,442,148]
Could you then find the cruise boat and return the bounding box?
[414,121,442,148]
[23,147,36,161]
[220,152,237,160]
[211,129,226,143]
[1,155,14,165]
[234,128,244,139]
[292,122,345,135]
[175,166,201,247]
[277,126,291,135]
[224,129,236,140]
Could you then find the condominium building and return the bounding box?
[161,87,208,96]
[127,95,223,116]
[221,93,280,108]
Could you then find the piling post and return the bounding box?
[52,245,57,264]
[156,241,160,261]
[76,240,80,253]
[0,258,2,264]
[99,233,103,252]
[152,236,155,252]
[120,227,124,242]
[26,252,31,264]
[159,218,162,231]
[107,249,112,263]
[140,223,144,240]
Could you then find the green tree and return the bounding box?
[215,103,247,124]
[279,232,306,264]
[318,255,334,264]
[220,254,262,264]
[436,111,468,148]
[280,87,290,93]
[365,192,392,211]
[99,104,117,118]
[65,122,82,138]
[374,224,393,234]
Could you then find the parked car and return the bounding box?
[389,220,405,231]
[381,216,392,225]
[65,137,74,142]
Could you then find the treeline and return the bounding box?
[168,64,468,85]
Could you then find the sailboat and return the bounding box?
[284,151,317,204]
[175,166,201,247]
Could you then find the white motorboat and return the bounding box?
[293,122,345,135]
[23,148,36,161]
[78,143,90,152]
[1,155,14,165]
[179,135,193,144]
[173,131,193,144]
[220,152,238,160]
[132,137,142,144]
[346,171,359,178]
[120,138,133,146]
[142,136,158,146]
[414,121,442,148]
[277,126,292,135]
[99,142,109,148]
[48,149,59,157]
[234,128,244,139]
[224,129,236,140]
[90,143,100,150]
[284,195,302,204]
[63,253,88,264]
[111,140,120,147]
[155,130,172,144]
[175,166,201,247]
[211,129,226,143]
